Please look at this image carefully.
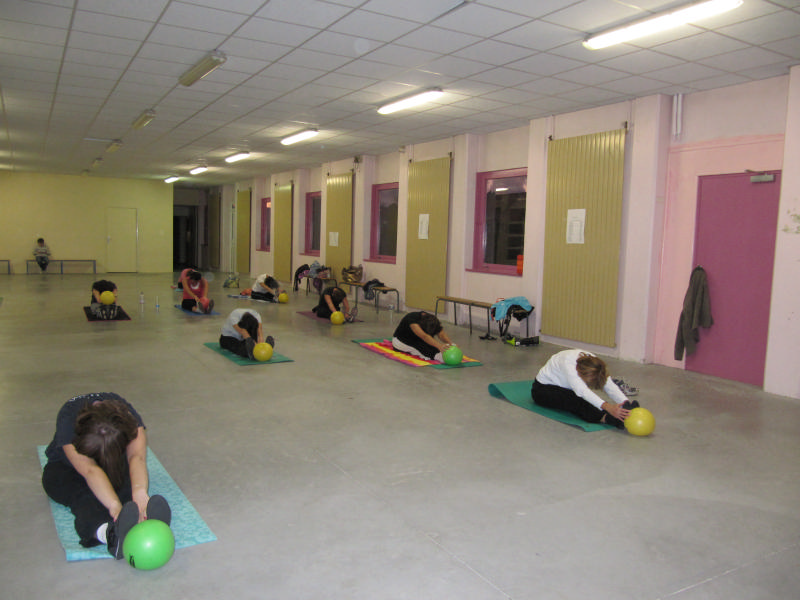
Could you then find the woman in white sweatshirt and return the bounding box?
[531,349,638,428]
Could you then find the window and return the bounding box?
[369,183,399,263]
[304,191,321,255]
[258,197,270,251]
[473,168,526,275]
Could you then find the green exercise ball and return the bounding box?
[442,345,463,365]
[123,519,175,570]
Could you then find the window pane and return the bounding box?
[310,194,321,252]
[260,197,270,250]
[483,175,526,266]
[377,187,398,257]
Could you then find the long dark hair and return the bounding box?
[73,399,139,490]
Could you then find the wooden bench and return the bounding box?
[26,259,97,274]
[434,296,494,336]
[340,281,399,312]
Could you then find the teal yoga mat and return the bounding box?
[38,446,217,561]
[203,342,293,365]
[174,304,220,316]
[488,380,614,431]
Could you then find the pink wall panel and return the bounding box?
[686,172,781,386]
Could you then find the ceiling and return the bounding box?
[1,0,798,186]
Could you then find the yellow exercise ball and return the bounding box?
[252,342,273,362]
[330,311,345,325]
[278,292,289,304]
[99,291,115,305]
[624,407,655,436]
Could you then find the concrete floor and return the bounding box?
[1,272,798,600]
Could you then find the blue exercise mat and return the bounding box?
[174,304,220,316]
[38,446,216,561]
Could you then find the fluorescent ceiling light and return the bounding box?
[378,88,444,115]
[164,176,179,183]
[225,151,250,163]
[105,139,123,153]
[495,187,509,192]
[179,50,227,86]
[281,129,318,146]
[190,165,208,175]
[91,157,103,168]
[583,0,742,50]
[132,109,156,129]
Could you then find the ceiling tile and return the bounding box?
[718,10,800,45]
[392,25,481,54]
[507,52,585,77]
[256,0,353,28]
[495,19,582,51]
[434,2,532,37]
[302,31,381,58]
[360,0,464,23]
[328,9,420,41]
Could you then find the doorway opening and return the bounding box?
[174,205,198,271]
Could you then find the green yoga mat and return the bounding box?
[38,446,216,561]
[203,342,293,365]
[488,380,614,431]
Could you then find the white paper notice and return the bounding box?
[329,231,339,247]
[566,209,585,244]
[418,213,429,239]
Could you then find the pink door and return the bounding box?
[686,171,781,386]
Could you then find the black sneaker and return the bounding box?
[266,335,275,349]
[622,400,640,410]
[107,501,138,559]
[146,494,171,525]
[206,299,215,314]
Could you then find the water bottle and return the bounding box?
[155,295,160,311]
[139,291,145,304]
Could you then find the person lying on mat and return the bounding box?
[250,274,283,302]
[180,269,214,313]
[531,349,639,428]
[392,311,454,362]
[90,279,119,320]
[312,286,356,322]
[41,392,171,559]
[219,308,275,359]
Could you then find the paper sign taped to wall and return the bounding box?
[329,231,339,247]
[567,209,585,244]
[418,214,429,240]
